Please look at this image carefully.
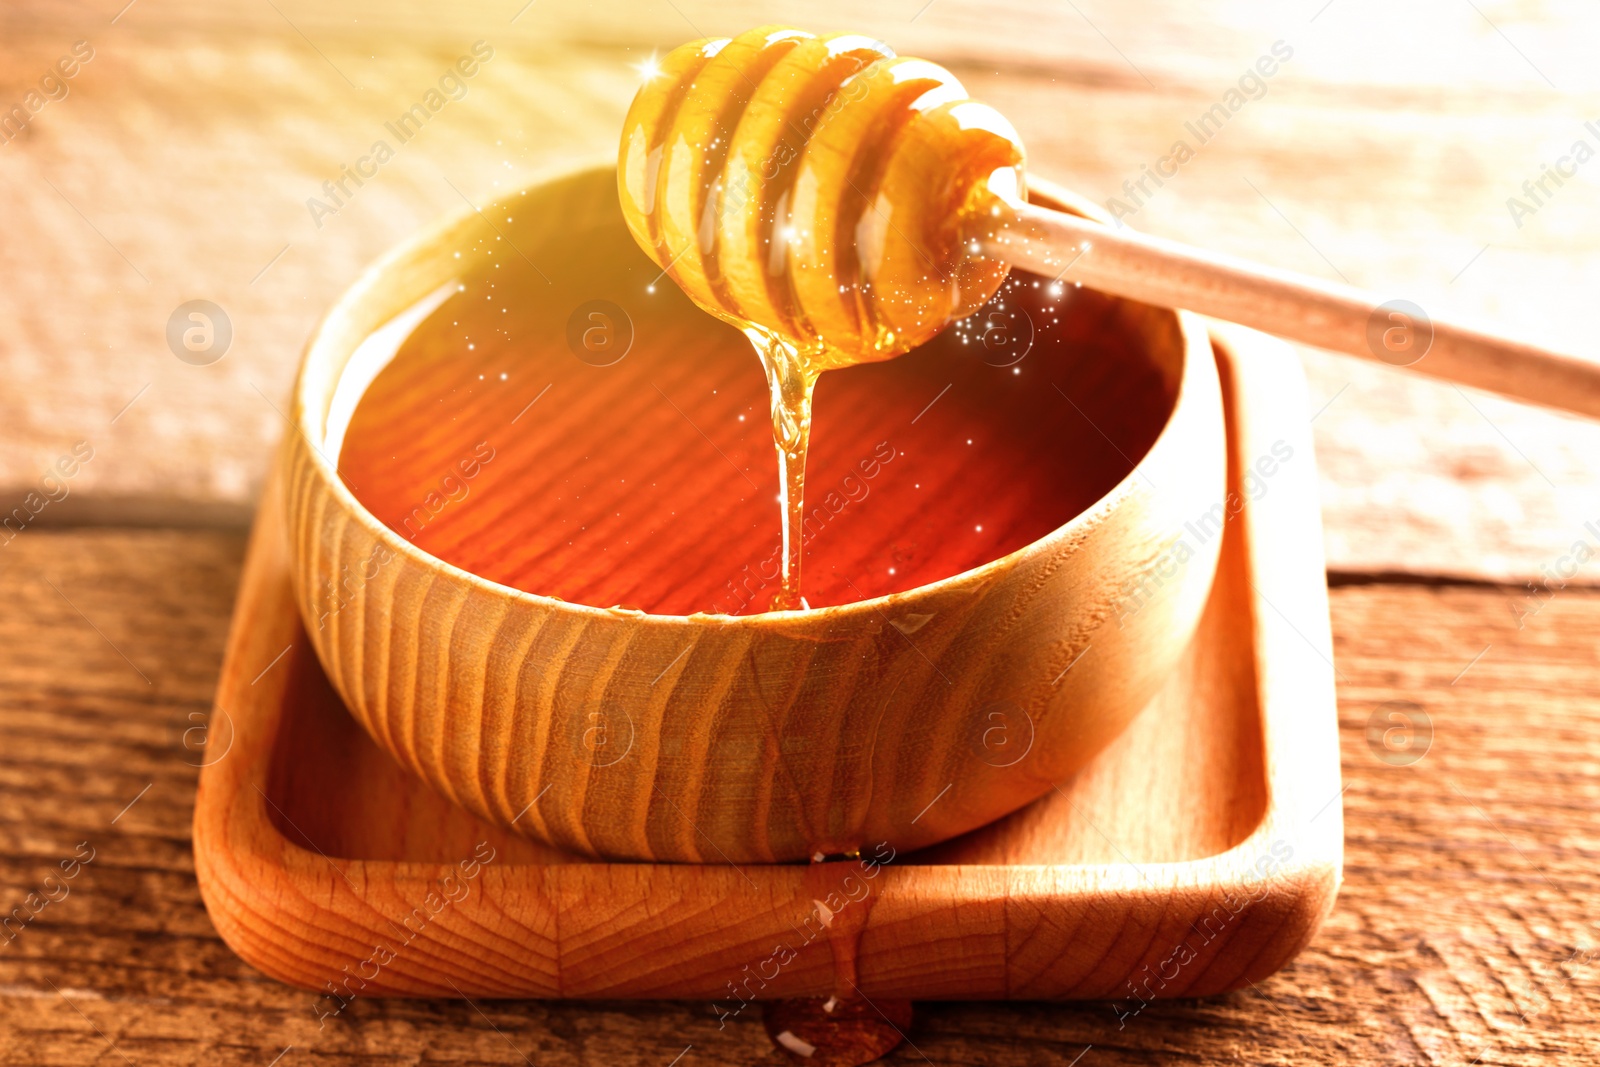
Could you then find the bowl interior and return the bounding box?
[330,167,1183,615]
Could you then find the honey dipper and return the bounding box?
[619,26,1600,607]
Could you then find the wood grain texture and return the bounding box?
[278,163,1225,863]
[1,2,1597,1061]
[3,1,1600,587]
[196,321,1338,1002]
[1,539,1596,1063]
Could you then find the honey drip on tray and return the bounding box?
[618,25,1027,610]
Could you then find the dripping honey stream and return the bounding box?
[617,27,1033,610]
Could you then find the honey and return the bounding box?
[618,26,1027,609]
[330,166,1162,618]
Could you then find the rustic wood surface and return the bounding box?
[2,529,1597,1063]
[3,0,1598,1062]
[2,0,1600,583]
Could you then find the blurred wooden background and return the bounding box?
[3,0,1600,580]
[2,1,1599,1064]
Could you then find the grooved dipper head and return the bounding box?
[618,25,1028,368]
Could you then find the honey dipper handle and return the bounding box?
[982,201,1600,420]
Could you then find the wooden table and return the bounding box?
[2,1,1597,1062]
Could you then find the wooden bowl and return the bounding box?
[280,163,1225,864]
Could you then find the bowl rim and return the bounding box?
[291,158,1216,629]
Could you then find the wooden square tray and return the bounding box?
[194,324,1342,1003]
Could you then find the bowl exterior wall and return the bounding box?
[281,168,1225,863]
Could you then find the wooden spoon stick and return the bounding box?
[980,200,1600,420]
